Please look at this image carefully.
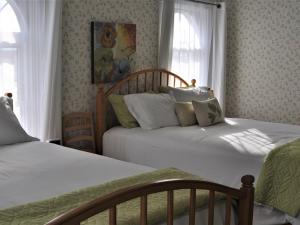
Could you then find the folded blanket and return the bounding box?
[0,168,223,225]
[255,138,300,217]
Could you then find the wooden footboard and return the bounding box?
[46,175,254,225]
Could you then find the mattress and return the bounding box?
[0,141,231,225]
[103,118,300,224]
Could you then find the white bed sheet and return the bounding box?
[0,141,233,225]
[0,141,153,209]
[103,118,300,224]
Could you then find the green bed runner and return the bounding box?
[255,138,300,217]
[0,168,223,225]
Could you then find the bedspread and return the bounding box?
[255,138,300,217]
[0,168,224,225]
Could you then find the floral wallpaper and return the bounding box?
[225,0,300,125]
[62,0,299,125]
[62,0,159,114]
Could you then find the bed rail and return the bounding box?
[46,175,254,225]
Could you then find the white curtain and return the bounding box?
[158,0,175,69]
[171,0,214,86]
[14,0,62,140]
[158,0,226,110]
[210,2,226,111]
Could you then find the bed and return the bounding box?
[0,93,253,225]
[95,69,300,225]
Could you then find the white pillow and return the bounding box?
[124,93,179,129]
[0,97,38,145]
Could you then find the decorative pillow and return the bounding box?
[108,94,139,128]
[175,102,197,127]
[160,86,209,102]
[158,86,192,93]
[0,97,38,145]
[192,98,224,127]
[124,93,179,130]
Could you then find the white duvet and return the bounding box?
[103,118,300,188]
[0,141,153,209]
[103,118,300,224]
[0,141,232,225]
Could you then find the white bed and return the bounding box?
[103,118,300,225]
[0,141,234,225]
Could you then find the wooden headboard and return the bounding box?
[95,69,197,154]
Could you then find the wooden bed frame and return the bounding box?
[95,68,213,154]
[2,91,255,225]
[46,175,255,225]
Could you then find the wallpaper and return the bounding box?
[62,0,299,125]
[225,0,300,125]
[62,0,159,114]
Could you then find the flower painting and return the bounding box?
[91,22,136,84]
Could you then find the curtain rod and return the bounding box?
[186,0,222,8]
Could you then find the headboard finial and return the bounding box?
[5,92,12,98]
[191,79,196,87]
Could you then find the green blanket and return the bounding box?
[0,168,223,225]
[255,138,300,217]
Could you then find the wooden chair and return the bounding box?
[63,112,96,154]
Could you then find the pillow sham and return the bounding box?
[108,94,139,128]
[175,102,197,127]
[0,97,38,145]
[192,98,224,127]
[159,86,209,102]
[158,86,193,93]
[124,93,179,130]
[170,87,209,102]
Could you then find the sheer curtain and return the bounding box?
[171,0,214,86]
[0,0,24,118]
[158,0,175,69]
[158,0,226,110]
[210,2,226,110]
[12,0,62,140]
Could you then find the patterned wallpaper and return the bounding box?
[225,0,300,125]
[62,0,159,114]
[62,0,299,125]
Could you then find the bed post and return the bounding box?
[96,84,105,155]
[4,93,13,111]
[239,175,255,225]
[191,79,196,87]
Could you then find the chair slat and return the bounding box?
[64,124,92,132]
[140,196,147,225]
[167,74,169,86]
[208,190,215,225]
[145,73,147,91]
[136,76,139,93]
[167,190,174,225]
[225,194,232,225]
[189,189,196,225]
[160,72,162,86]
[109,206,117,225]
[173,77,176,87]
[152,72,155,91]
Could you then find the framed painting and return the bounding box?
[91,22,136,84]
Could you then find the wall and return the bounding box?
[226,0,300,125]
[62,0,299,125]
[62,0,159,114]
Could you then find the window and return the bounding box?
[171,2,213,86]
[0,0,23,118]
